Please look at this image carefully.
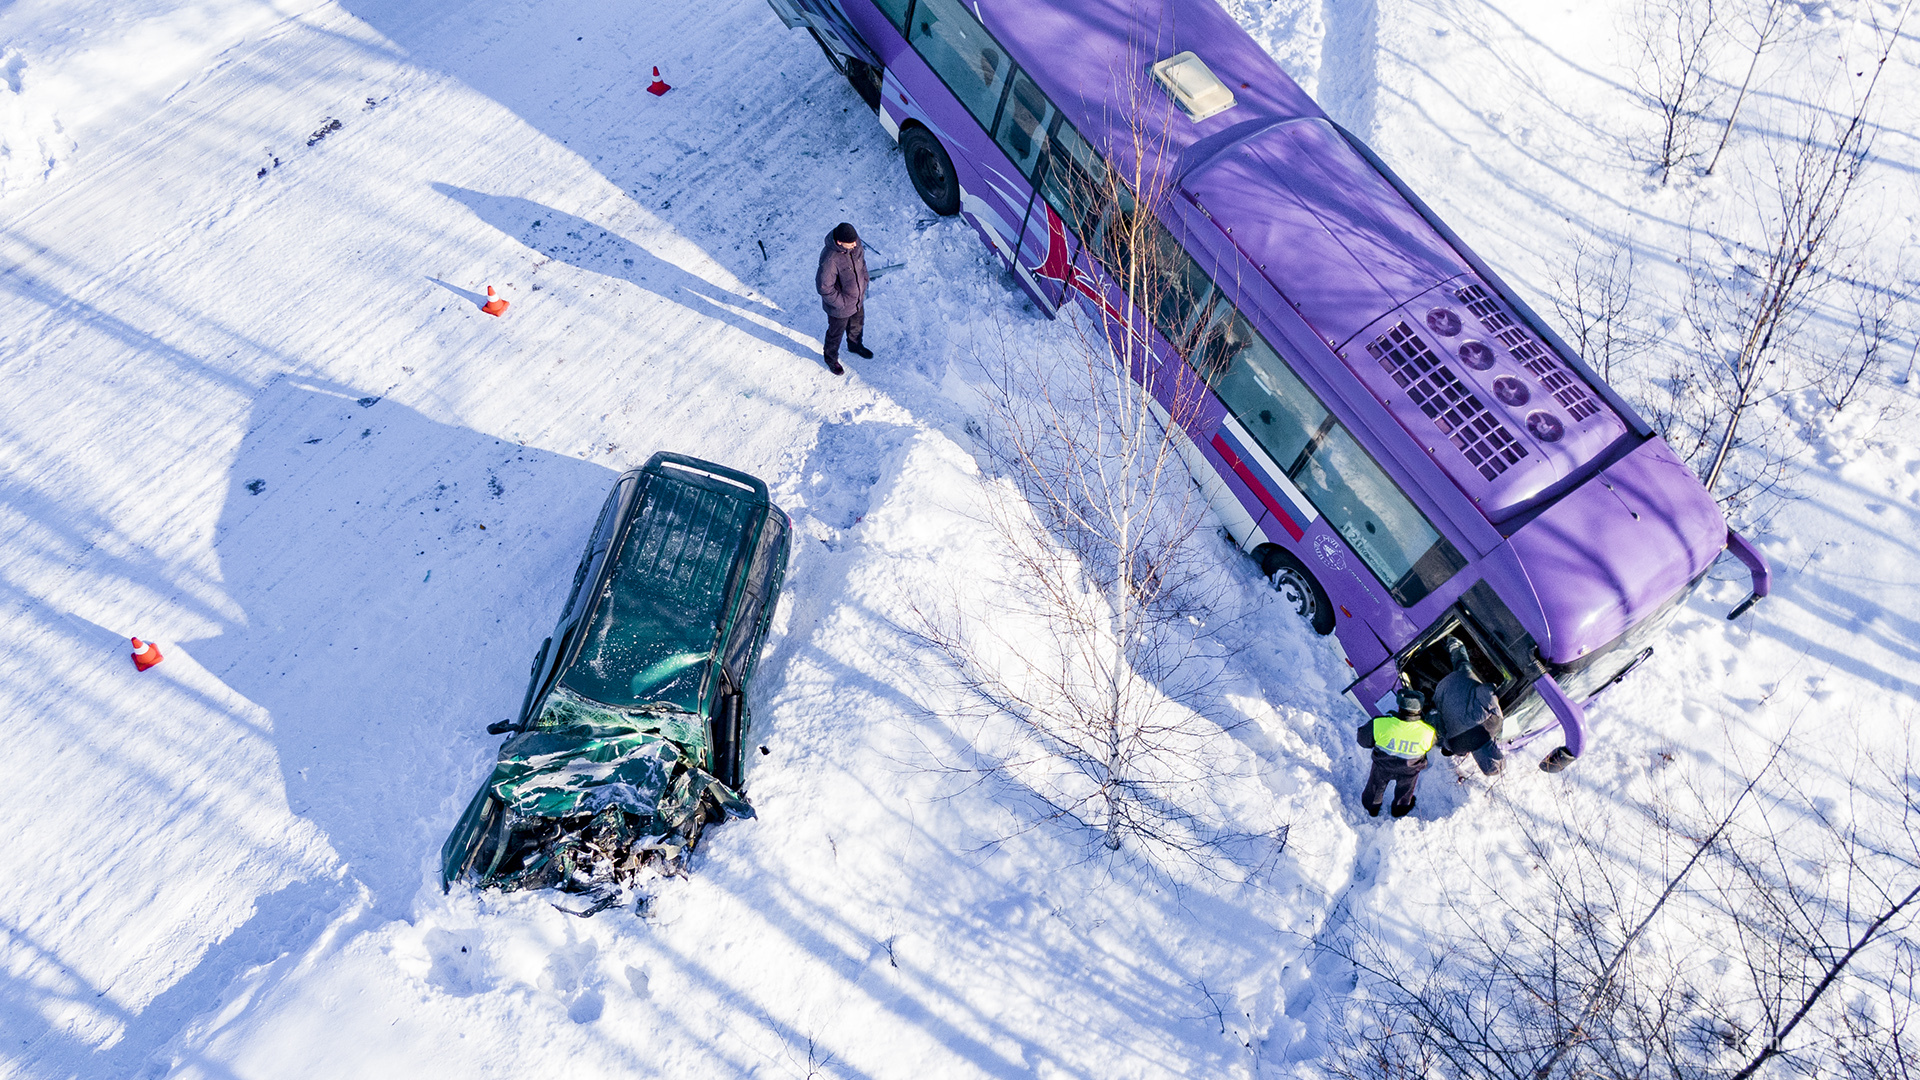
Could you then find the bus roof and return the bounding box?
[976,0,1634,524]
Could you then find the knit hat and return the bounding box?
[1396,688,1426,717]
[832,222,859,244]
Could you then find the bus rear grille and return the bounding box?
[1368,322,1528,481]
[1454,284,1603,423]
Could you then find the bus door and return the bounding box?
[1375,581,1547,726]
[766,0,884,109]
[986,70,1070,315]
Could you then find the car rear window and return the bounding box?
[561,474,760,713]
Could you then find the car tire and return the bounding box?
[1259,545,1335,636]
[900,126,961,217]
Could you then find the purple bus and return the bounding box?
[765,0,1770,770]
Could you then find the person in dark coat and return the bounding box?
[816,222,871,375]
[1357,689,1436,819]
[1433,639,1506,776]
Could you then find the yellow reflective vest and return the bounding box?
[1372,715,1436,759]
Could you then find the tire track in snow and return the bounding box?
[1318,0,1380,139]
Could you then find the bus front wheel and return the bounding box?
[901,127,961,216]
[1259,546,1335,636]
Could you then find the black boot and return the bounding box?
[1390,797,1417,818]
[847,342,873,360]
[825,358,845,376]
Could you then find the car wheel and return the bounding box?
[1260,546,1335,636]
[901,126,961,216]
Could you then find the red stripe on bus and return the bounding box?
[1211,433,1304,541]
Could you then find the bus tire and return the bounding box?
[900,126,961,216]
[1258,545,1335,636]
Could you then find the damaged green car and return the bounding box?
[441,453,790,911]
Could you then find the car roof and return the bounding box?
[560,463,766,714]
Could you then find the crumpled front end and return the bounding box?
[440,688,752,914]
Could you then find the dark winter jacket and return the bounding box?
[816,233,868,318]
[1434,663,1503,755]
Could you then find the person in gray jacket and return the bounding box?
[816,222,871,375]
[1434,638,1506,776]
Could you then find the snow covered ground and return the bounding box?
[0,0,1915,1076]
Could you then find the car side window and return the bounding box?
[1037,122,1110,242]
[1142,222,1221,355]
[592,477,632,555]
[908,0,1012,129]
[1292,423,1447,599]
[562,476,633,622]
[993,70,1053,180]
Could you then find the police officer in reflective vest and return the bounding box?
[1357,689,1436,818]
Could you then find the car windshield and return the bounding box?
[561,474,760,713]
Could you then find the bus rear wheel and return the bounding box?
[1259,546,1335,636]
[900,127,961,216]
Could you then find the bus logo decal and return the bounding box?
[1313,533,1348,572]
[1028,205,1129,326]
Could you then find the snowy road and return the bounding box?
[1,0,1916,1076]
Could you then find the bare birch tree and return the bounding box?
[907,65,1283,870]
[1321,729,1920,1080]
[1693,49,1893,498]
[1814,270,1911,416]
[1551,232,1653,382]
[1630,0,1723,184]
[1704,0,1798,176]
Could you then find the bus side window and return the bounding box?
[873,0,913,33]
[908,0,1012,130]
[1209,330,1327,472]
[1142,223,1219,355]
[1190,305,1254,381]
[1038,123,1109,241]
[994,70,1054,180]
[1291,423,1460,605]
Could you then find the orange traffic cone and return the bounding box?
[481,286,509,316]
[646,67,672,97]
[130,637,163,671]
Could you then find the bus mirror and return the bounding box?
[1531,672,1586,766]
[1724,528,1769,620]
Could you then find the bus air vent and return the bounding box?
[1150,52,1238,122]
[1368,322,1529,481]
[1527,411,1565,442]
[1454,284,1603,421]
